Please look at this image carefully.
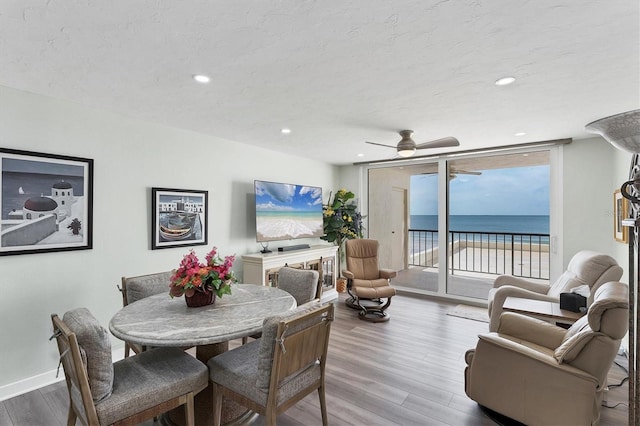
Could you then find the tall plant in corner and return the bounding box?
[321,189,364,275]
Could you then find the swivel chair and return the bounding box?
[342,238,397,322]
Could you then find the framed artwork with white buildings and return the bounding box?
[151,187,208,250]
[0,148,93,256]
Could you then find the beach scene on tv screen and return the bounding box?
[255,181,323,242]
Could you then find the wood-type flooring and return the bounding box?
[1,293,629,425]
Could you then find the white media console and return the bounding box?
[242,244,339,303]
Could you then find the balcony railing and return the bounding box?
[408,229,550,280]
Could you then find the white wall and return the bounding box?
[562,137,622,266]
[0,85,338,398]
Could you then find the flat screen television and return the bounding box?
[254,180,324,243]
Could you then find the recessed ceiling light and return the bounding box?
[357,153,364,157]
[281,128,291,134]
[193,74,211,84]
[515,132,526,137]
[495,76,516,86]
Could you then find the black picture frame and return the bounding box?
[0,148,93,256]
[151,187,208,250]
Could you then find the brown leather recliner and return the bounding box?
[465,281,629,426]
[487,250,623,332]
[342,239,397,322]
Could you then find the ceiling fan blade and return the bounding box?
[365,141,397,149]
[415,137,460,150]
[422,168,482,176]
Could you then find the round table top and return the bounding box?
[109,284,296,347]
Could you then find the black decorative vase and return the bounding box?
[185,291,215,307]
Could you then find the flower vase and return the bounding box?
[185,291,216,307]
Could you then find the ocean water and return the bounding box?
[410,215,549,234]
[409,215,550,254]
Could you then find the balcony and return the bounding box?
[394,229,551,300]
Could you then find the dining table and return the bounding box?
[109,283,297,426]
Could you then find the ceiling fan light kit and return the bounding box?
[397,149,416,157]
[365,129,460,159]
[397,131,418,156]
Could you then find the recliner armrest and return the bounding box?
[379,269,397,279]
[488,285,558,332]
[493,275,550,294]
[342,270,354,280]
[474,333,599,383]
[497,312,566,349]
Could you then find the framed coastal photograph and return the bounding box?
[0,148,93,256]
[151,187,208,250]
[614,189,628,243]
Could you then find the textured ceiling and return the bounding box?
[1,1,638,165]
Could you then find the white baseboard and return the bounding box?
[0,369,64,402]
[0,346,125,402]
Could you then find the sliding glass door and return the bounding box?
[445,152,550,299]
[366,147,553,301]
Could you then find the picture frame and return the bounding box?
[152,187,208,250]
[614,189,629,243]
[0,148,93,256]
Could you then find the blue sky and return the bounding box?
[410,165,550,215]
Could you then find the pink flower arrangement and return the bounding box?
[169,247,237,299]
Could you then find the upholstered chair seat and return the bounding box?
[465,281,629,425]
[342,238,397,322]
[487,250,623,331]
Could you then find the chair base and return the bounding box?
[345,296,384,310]
[345,296,391,322]
[358,309,390,322]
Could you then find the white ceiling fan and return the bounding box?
[366,130,460,157]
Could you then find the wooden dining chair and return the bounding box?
[209,302,334,426]
[51,308,208,426]
[242,267,320,344]
[117,271,173,357]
